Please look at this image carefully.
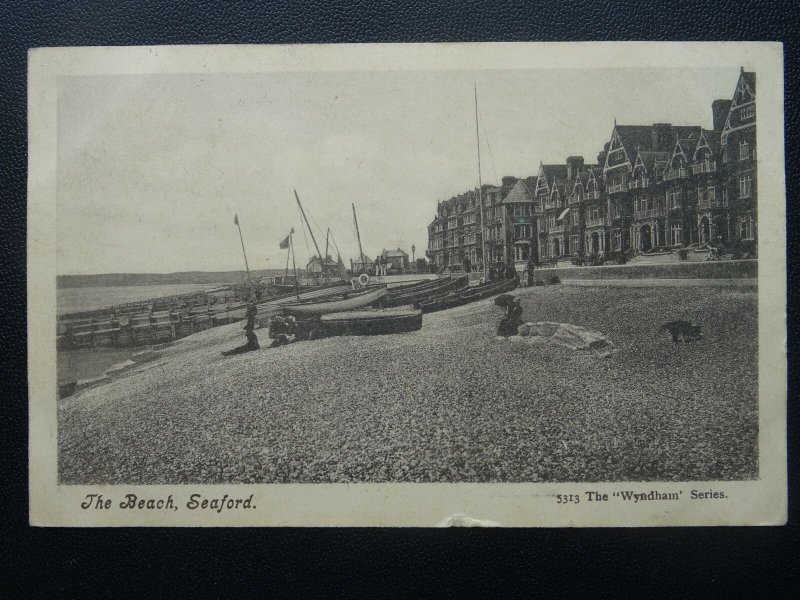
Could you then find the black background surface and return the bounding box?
[1,1,797,596]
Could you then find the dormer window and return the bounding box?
[739,140,750,160]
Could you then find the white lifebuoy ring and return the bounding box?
[358,273,370,286]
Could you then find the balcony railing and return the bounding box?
[607,182,628,194]
[549,224,566,233]
[634,208,661,219]
[697,198,725,210]
[584,190,600,201]
[629,178,649,189]
[663,168,687,181]
[691,161,717,175]
[585,217,606,227]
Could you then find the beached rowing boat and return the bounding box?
[417,277,518,313]
[268,305,422,341]
[384,275,469,307]
[385,276,448,297]
[281,285,388,316]
[319,306,423,337]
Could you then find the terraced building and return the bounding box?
[427,68,757,269]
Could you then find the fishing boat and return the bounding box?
[268,305,422,341]
[417,277,518,313]
[319,306,422,337]
[385,276,454,297]
[383,274,469,307]
[280,285,388,316]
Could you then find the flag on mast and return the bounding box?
[279,227,295,249]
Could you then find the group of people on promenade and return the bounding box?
[462,256,537,287]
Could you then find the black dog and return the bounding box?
[660,320,702,343]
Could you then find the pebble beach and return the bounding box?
[58,281,759,485]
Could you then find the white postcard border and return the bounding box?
[28,42,786,527]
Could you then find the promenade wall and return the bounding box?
[534,260,757,281]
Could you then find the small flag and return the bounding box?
[234,213,239,226]
[279,228,295,249]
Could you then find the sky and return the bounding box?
[56,67,741,275]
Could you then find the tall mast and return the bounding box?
[294,189,323,262]
[352,203,366,274]
[234,213,251,281]
[474,84,487,282]
[290,229,299,300]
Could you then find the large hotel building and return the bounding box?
[427,69,757,272]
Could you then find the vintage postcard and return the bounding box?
[28,42,786,526]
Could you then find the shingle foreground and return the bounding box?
[58,283,758,484]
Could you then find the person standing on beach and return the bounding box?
[222,300,260,356]
[244,301,257,332]
[527,256,536,286]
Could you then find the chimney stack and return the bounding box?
[652,123,673,152]
[712,99,732,131]
[565,156,584,180]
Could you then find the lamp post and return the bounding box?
[411,244,416,272]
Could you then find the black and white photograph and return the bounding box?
[28,43,786,526]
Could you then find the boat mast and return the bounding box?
[352,203,366,275]
[289,229,299,300]
[475,84,487,283]
[294,189,324,265]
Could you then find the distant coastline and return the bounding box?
[57,269,287,289]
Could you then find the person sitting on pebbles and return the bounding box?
[495,293,524,337]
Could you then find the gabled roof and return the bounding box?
[734,70,756,104]
[586,166,602,187]
[612,124,702,163]
[652,158,670,177]
[537,164,569,198]
[540,164,568,182]
[614,125,657,159]
[677,137,697,159]
[502,178,535,204]
[383,248,408,258]
[693,129,721,160]
[634,151,671,175]
[550,181,567,198]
